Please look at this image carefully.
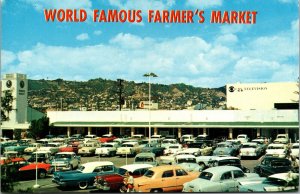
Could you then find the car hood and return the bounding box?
[51,158,70,163]
[239,183,272,192]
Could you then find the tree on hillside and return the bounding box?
[1,90,13,121]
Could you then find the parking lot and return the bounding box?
[13,154,261,193]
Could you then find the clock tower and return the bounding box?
[1,73,28,124]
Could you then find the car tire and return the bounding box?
[38,170,47,179]
[151,189,162,192]
[78,181,88,190]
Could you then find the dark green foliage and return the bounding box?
[1,163,19,192]
[1,90,13,121]
[13,129,22,141]
[27,116,52,139]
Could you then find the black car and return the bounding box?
[254,156,293,177]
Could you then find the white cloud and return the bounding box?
[23,0,92,12]
[185,0,223,8]
[1,50,16,67]
[93,30,102,36]
[76,33,89,41]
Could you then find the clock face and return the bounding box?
[6,80,12,88]
[20,80,25,88]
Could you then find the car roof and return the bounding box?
[203,166,241,173]
[56,152,75,155]
[82,161,113,168]
[136,152,156,157]
[268,143,285,147]
[176,154,196,159]
[148,165,184,171]
[120,164,154,171]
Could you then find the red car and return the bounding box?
[94,164,153,191]
[59,141,83,153]
[98,134,116,143]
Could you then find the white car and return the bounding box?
[290,143,299,159]
[116,142,141,156]
[180,134,194,143]
[161,139,178,148]
[84,134,98,143]
[95,142,119,156]
[265,143,288,158]
[176,147,201,156]
[163,144,183,155]
[78,141,100,156]
[24,143,42,154]
[237,134,250,143]
[274,134,289,144]
[239,142,263,158]
[38,142,63,155]
[182,166,260,192]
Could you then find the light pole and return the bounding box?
[33,144,40,189]
[143,73,158,144]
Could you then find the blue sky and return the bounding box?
[1,0,299,87]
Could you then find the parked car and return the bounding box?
[19,161,52,179]
[77,141,100,156]
[239,142,264,158]
[163,144,183,155]
[52,161,115,189]
[116,142,141,157]
[237,134,250,143]
[50,152,81,172]
[182,166,260,192]
[251,138,268,153]
[27,150,53,163]
[24,143,42,154]
[141,143,165,156]
[290,143,299,159]
[265,143,288,158]
[239,172,299,192]
[161,138,178,148]
[98,134,116,143]
[273,134,289,144]
[1,151,20,160]
[70,134,84,140]
[180,134,194,143]
[188,142,213,156]
[95,142,119,157]
[38,142,63,155]
[94,163,153,191]
[254,156,294,177]
[134,165,200,192]
[4,142,29,155]
[134,152,158,166]
[213,142,239,156]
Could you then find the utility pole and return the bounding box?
[117,79,124,111]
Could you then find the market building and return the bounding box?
[1,73,299,141]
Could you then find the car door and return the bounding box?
[160,169,177,192]
[219,170,236,192]
[174,168,190,191]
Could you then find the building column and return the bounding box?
[67,127,71,137]
[178,128,182,138]
[190,128,193,135]
[88,127,92,135]
[109,127,113,135]
[120,128,124,136]
[228,128,233,139]
[256,128,260,137]
[285,128,289,135]
[154,127,158,135]
[131,127,135,137]
[203,128,207,135]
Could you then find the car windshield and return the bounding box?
[102,144,113,148]
[277,135,286,139]
[218,144,230,148]
[143,170,154,178]
[177,158,196,163]
[169,146,179,149]
[199,171,213,180]
[218,159,240,166]
[268,146,284,149]
[55,154,71,159]
[163,140,175,144]
[122,144,134,147]
[242,145,256,148]
[292,145,299,149]
[263,177,287,186]
[118,168,128,176]
[270,161,290,167]
[33,153,46,158]
[135,157,154,162]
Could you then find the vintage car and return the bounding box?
[290,143,299,159]
[253,156,294,177]
[265,143,288,158]
[161,138,178,148]
[98,134,116,143]
[237,134,250,143]
[273,134,289,144]
[4,142,29,154]
[19,161,52,179]
[251,138,268,153]
[141,143,165,156]
[95,142,119,156]
[180,134,194,143]
[116,142,141,157]
[77,141,100,156]
[163,144,183,155]
[27,150,53,163]
[50,152,81,172]
[151,134,164,142]
[239,142,264,158]
[59,140,84,153]
[182,166,260,192]
[52,161,115,189]
[70,134,84,141]
[239,172,299,192]
[84,134,98,143]
[134,165,200,192]
[185,142,213,156]
[24,143,42,154]
[1,151,20,160]
[94,163,153,191]
[134,152,158,166]
[213,142,239,156]
[38,142,63,155]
